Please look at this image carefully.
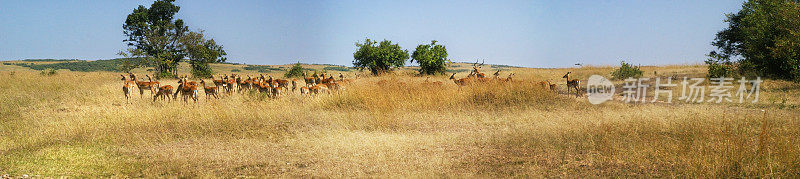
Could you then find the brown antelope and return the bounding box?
[153,85,174,102]
[120,75,133,103]
[303,72,316,87]
[199,80,220,100]
[493,70,501,79]
[300,86,310,95]
[449,73,473,86]
[131,74,158,98]
[224,74,237,93]
[500,73,515,82]
[471,60,486,78]
[174,76,198,102]
[309,84,328,95]
[291,79,299,92]
[212,75,227,89]
[563,72,581,97]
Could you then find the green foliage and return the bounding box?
[353,38,409,75]
[12,58,146,72]
[39,69,57,76]
[230,69,241,72]
[611,61,643,80]
[705,51,738,78]
[181,30,226,78]
[411,40,449,75]
[284,63,306,78]
[123,0,189,76]
[243,65,282,73]
[323,66,351,72]
[710,0,800,81]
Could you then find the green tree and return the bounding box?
[123,0,189,78]
[353,38,409,75]
[181,30,226,78]
[411,40,449,75]
[284,63,305,78]
[611,61,643,80]
[710,0,800,81]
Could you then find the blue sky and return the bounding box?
[0,0,744,67]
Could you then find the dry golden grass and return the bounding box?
[0,64,799,177]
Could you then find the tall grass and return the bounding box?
[0,70,798,177]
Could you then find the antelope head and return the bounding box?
[562,72,572,79]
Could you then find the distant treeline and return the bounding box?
[10,58,147,72]
[22,59,80,62]
[243,65,285,73]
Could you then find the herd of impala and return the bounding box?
[448,62,582,97]
[119,65,583,103]
[120,71,354,103]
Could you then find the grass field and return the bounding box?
[1,62,799,177]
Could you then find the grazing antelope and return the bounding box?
[339,73,344,81]
[153,85,174,102]
[200,80,220,100]
[493,70,501,79]
[563,72,581,97]
[131,74,158,98]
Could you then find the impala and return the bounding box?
[449,73,473,86]
[563,72,581,97]
[120,75,133,103]
[153,85,174,102]
[200,79,220,100]
[131,73,158,98]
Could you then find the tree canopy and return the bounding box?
[411,40,449,75]
[353,38,409,75]
[709,0,800,81]
[122,0,225,78]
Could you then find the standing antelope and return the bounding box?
[120,75,133,103]
[200,80,220,100]
[291,79,299,92]
[563,72,581,97]
[131,74,158,98]
[174,77,198,103]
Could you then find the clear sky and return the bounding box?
[0,0,744,68]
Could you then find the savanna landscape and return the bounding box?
[1,0,799,178]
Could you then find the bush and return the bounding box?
[411,40,449,75]
[284,63,305,78]
[231,69,241,72]
[611,61,643,80]
[40,69,57,76]
[705,52,737,78]
[353,38,409,75]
